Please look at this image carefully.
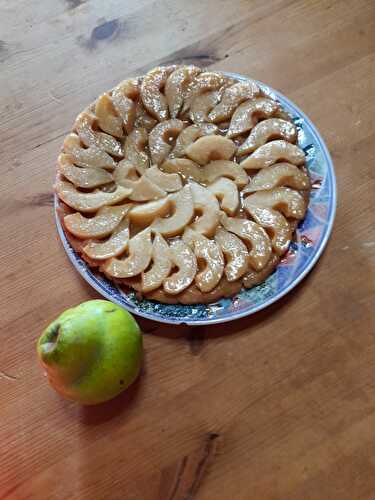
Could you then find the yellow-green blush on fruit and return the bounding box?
[37,300,143,405]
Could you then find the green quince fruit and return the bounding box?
[37,300,142,405]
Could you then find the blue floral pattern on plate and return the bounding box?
[55,72,336,325]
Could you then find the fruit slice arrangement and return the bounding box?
[56,65,310,304]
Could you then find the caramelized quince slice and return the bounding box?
[152,185,194,237]
[58,154,113,189]
[208,80,260,123]
[189,182,220,236]
[149,119,184,165]
[220,212,272,271]
[83,218,130,260]
[124,128,150,174]
[202,160,248,188]
[244,188,308,254]
[95,93,124,138]
[111,78,140,134]
[244,187,307,219]
[190,90,222,124]
[243,254,280,289]
[165,65,201,118]
[243,163,310,193]
[114,160,139,185]
[185,135,235,165]
[163,240,197,295]
[63,133,117,170]
[134,100,158,131]
[182,72,226,113]
[144,165,182,192]
[227,98,280,138]
[237,118,297,156]
[240,140,305,170]
[141,233,173,293]
[161,158,203,183]
[140,65,177,121]
[55,179,132,213]
[119,175,167,202]
[64,205,130,238]
[102,229,153,278]
[170,123,218,158]
[74,112,124,157]
[215,227,249,281]
[129,197,171,226]
[243,198,293,256]
[193,233,224,293]
[208,177,239,215]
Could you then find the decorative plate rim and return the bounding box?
[54,72,337,326]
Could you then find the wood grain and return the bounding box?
[1,0,375,498]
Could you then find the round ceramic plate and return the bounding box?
[55,72,336,325]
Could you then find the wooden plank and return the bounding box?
[0,0,375,498]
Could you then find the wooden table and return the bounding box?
[1,1,375,498]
